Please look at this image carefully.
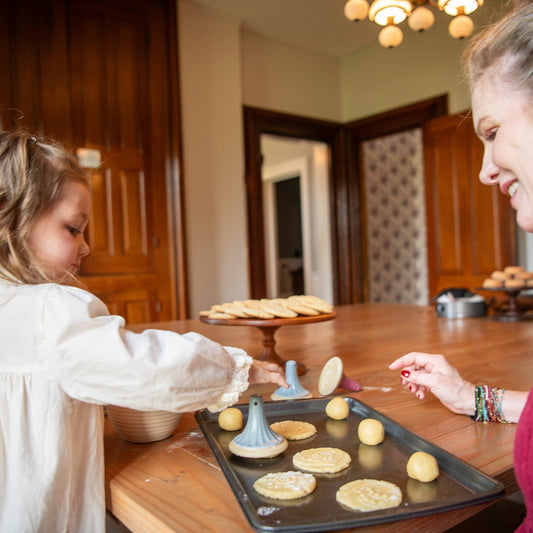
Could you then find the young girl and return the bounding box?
[0,131,287,532]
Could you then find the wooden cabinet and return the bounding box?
[0,0,186,323]
[424,114,516,296]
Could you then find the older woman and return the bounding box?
[390,3,533,532]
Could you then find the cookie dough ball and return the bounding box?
[406,451,439,482]
[218,407,243,431]
[358,418,385,446]
[325,397,350,420]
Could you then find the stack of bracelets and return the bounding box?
[472,385,509,423]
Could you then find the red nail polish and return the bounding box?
[401,370,410,378]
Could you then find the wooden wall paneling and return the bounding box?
[330,128,359,304]
[468,127,516,274]
[1,0,185,324]
[424,114,516,296]
[66,0,180,323]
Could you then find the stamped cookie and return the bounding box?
[211,303,248,318]
[299,295,334,314]
[241,306,275,319]
[253,471,317,500]
[336,479,402,512]
[243,299,263,308]
[293,447,351,473]
[286,297,319,316]
[270,420,317,441]
[208,312,235,319]
[259,300,298,318]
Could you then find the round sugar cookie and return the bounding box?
[293,447,351,473]
[491,270,509,281]
[482,278,503,289]
[241,306,275,319]
[259,300,298,318]
[286,296,320,316]
[504,279,525,289]
[211,303,248,318]
[299,295,333,314]
[253,471,316,500]
[270,420,317,441]
[504,265,525,276]
[336,479,402,512]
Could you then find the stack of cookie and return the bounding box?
[482,266,533,290]
[200,294,333,320]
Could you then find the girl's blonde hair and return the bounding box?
[464,2,533,94]
[0,130,90,284]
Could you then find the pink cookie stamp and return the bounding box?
[318,356,361,395]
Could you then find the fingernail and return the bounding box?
[401,370,410,378]
[409,385,414,392]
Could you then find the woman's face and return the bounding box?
[27,180,91,281]
[472,70,533,232]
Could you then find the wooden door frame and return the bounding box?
[165,0,189,319]
[243,97,448,305]
[243,107,351,303]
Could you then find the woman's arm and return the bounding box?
[501,390,528,423]
[389,352,528,423]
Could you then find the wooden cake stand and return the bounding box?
[200,311,337,375]
[476,286,528,321]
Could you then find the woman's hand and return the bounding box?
[389,352,475,416]
[248,360,288,388]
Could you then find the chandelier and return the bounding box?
[344,0,484,48]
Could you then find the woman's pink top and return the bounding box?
[514,386,533,532]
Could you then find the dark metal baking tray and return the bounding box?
[195,397,504,532]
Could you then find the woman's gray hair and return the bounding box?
[464,2,533,95]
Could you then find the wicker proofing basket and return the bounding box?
[106,405,182,443]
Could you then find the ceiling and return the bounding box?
[185,0,497,58]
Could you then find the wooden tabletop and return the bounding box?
[104,303,533,532]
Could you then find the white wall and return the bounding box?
[241,31,343,121]
[178,1,248,316]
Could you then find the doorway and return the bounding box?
[261,134,333,302]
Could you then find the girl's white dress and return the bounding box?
[0,281,252,533]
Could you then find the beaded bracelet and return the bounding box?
[472,385,508,423]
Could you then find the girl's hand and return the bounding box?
[389,352,475,416]
[248,360,288,388]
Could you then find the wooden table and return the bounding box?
[104,303,533,532]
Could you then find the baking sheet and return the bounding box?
[195,397,504,532]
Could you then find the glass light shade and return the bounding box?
[369,0,412,26]
[408,5,435,32]
[438,0,483,16]
[378,24,403,47]
[344,0,370,21]
[448,14,474,38]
